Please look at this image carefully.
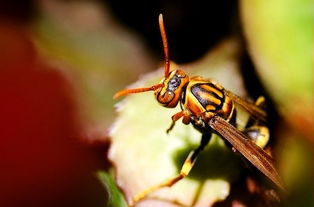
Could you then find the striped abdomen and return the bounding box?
[184,79,234,122]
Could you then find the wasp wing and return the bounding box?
[209,116,285,190]
[224,90,267,122]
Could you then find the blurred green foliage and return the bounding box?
[98,171,128,207]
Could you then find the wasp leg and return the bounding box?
[166,110,190,134]
[255,96,266,108]
[129,133,211,206]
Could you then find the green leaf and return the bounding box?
[240,0,314,134]
[98,171,128,207]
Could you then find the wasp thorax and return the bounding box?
[155,69,189,108]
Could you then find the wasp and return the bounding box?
[114,14,284,206]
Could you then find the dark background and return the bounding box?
[0,0,239,61]
[105,0,238,63]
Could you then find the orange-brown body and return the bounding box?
[182,77,234,132]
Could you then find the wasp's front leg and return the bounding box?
[166,110,190,133]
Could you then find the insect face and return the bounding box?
[155,69,189,108]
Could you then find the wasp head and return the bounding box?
[154,69,189,108]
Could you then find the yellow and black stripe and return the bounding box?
[184,79,234,122]
[191,82,224,111]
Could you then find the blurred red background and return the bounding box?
[0,3,108,207]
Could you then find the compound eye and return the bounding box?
[157,91,175,105]
[168,77,180,91]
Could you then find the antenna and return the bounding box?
[159,14,170,78]
[113,83,163,99]
[113,14,170,99]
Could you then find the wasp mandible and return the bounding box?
[114,14,284,206]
